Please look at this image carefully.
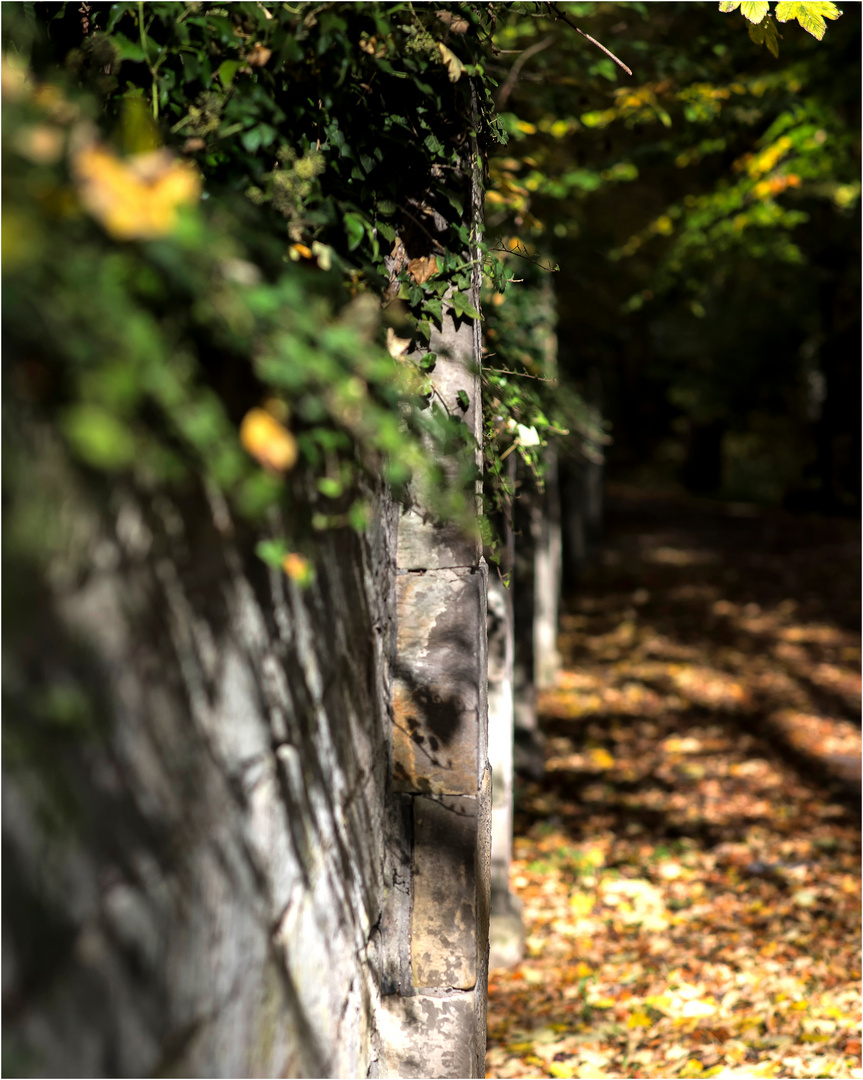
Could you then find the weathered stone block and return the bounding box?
[393,569,484,795]
[377,992,478,1079]
[397,507,481,570]
[411,795,477,989]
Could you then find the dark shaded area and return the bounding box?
[522,487,861,829]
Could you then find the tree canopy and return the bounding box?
[483,1,859,507]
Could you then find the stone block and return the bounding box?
[377,992,478,1079]
[393,570,483,795]
[398,507,481,570]
[411,796,477,989]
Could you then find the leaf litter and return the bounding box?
[486,490,860,1080]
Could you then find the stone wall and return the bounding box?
[4,112,496,1080]
[3,469,402,1078]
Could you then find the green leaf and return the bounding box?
[774,1,843,39]
[749,16,782,54]
[456,389,470,411]
[423,297,443,325]
[61,405,136,471]
[255,538,290,569]
[241,124,277,152]
[218,60,241,89]
[451,291,480,321]
[718,1,742,11]
[317,476,343,498]
[343,211,366,251]
[740,1,769,22]
[109,32,146,63]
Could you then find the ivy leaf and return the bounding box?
[774,1,843,39]
[451,291,480,321]
[456,389,470,411]
[423,297,444,326]
[240,124,277,152]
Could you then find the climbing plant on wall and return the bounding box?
[3,2,514,579]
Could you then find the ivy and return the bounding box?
[3,2,518,574]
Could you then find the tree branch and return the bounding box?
[496,35,554,108]
[548,4,633,77]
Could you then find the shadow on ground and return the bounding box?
[486,489,861,1080]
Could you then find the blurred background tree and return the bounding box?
[484,1,859,511]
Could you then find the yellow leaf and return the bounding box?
[240,408,298,473]
[569,893,594,917]
[509,1041,534,1055]
[386,327,411,360]
[72,142,200,240]
[549,1063,577,1080]
[681,998,717,1019]
[436,42,464,82]
[281,552,313,585]
[627,1010,653,1028]
[589,747,615,769]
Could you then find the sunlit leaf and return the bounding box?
[281,551,314,585]
[437,42,464,82]
[239,408,298,473]
[740,1,770,23]
[72,142,200,240]
[774,1,843,39]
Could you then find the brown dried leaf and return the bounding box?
[246,42,272,67]
[407,255,439,284]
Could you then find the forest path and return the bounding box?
[486,488,861,1080]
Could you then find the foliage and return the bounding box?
[482,2,858,504]
[2,1,512,577]
[719,1,844,53]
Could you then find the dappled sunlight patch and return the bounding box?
[487,501,860,1080]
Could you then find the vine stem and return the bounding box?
[138,1,163,120]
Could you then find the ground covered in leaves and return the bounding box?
[486,489,861,1080]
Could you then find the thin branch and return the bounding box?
[548,3,633,77]
[484,365,557,384]
[490,242,558,273]
[496,35,554,108]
